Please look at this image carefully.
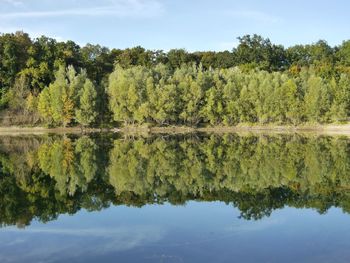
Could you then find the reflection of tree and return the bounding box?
[0,135,112,227]
[107,135,350,218]
[38,136,98,195]
[2,134,350,227]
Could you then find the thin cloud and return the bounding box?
[0,225,165,261]
[0,0,164,19]
[0,26,64,42]
[2,0,23,7]
[225,218,283,233]
[218,41,239,51]
[225,10,281,23]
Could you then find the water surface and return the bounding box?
[1,133,350,262]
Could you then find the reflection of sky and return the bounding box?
[0,225,165,262]
[1,202,350,263]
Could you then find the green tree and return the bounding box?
[233,34,287,71]
[201,71,224,125]
[336,40,350,67]
[107,65,150,125]
[75,79,98,126]
[304,75,331,122]
[282,79,303,124]
[37,87,53,125]
[37,65,94,127]
[330,75,350,121]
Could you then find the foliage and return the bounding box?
[2,31,350,127]
[37,66,97,127]
[108,64,350,125]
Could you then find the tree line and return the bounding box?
[2,31,350,127]
[1,134,350,226]
[107,65,350,125]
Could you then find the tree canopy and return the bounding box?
[1,31,350,127]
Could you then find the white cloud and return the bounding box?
[0,0,164,19]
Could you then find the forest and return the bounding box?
[1,133,350,227]
[1,31,350,127]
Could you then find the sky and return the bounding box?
[0,0,349,51]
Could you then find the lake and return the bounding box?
[1,133,350,263]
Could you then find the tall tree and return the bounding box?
[75,79,98,127]
[304,76,331,122]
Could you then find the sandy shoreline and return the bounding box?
[1,123,350,136]
[0,127,103,135]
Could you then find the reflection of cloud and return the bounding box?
[225,218,283,233]
[5,238,26,246]
[2,0,23,7]
[0,0,164,19]
[0,225,165,262]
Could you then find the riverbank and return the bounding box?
[0,126,103,135]
[118,123,350,134]
[200,123,350,135]
[2,123,350,135]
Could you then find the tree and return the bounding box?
[233,34,287,71]
[37,87,52,125]
[222,69,241,125]
[6,75,30,112]
[149,81,178,125]
[237,74,258,122]
[176,65,208,126]
[37,65,94,127]
[19,36,58,91]
[115,46,153,68]
[201,71,224,125]
[0,32,31,88]
[330,75,350,122]
[336,40,350,67]
[75,79,98,126]
[304,75,331,122]
[81,43,112,82]
[0,75,41,125]
[107,65,150,125]
[48,66,72,126]
[167,49,197,69]
[282,79,303,124]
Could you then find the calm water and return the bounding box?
[1,133,350,262]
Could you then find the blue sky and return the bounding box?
[0,0,349,51]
